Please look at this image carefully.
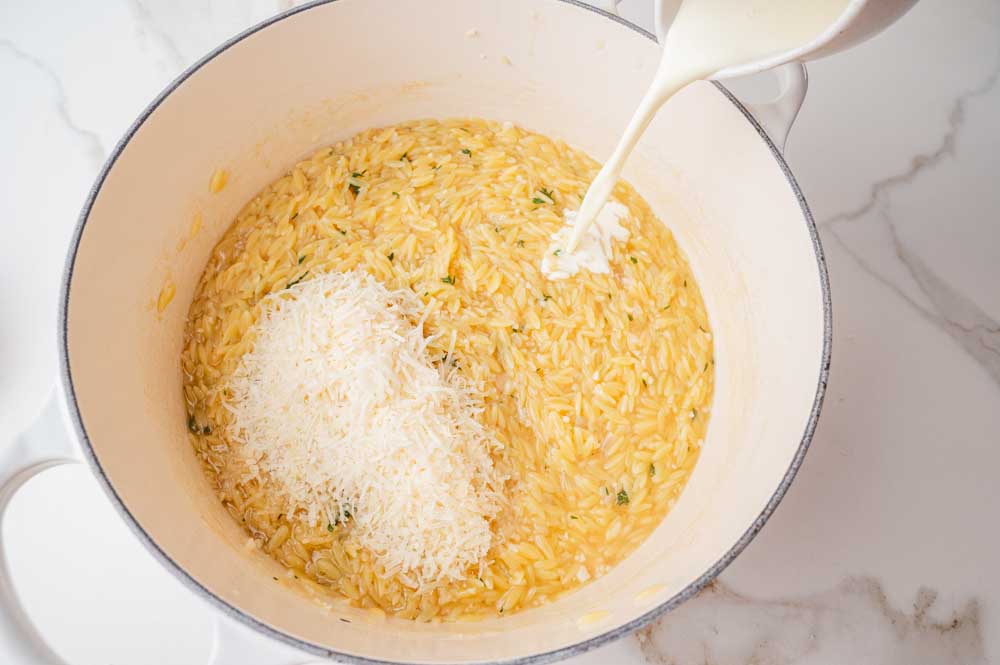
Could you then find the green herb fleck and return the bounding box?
[297,255,306,264]
[327,523,335,532]
[392,191,400,198]
[461,148,472,156]
[542,294,552,301]
[616,489,630,506]
[683,279,688,287]
[348,183,360,196]
[511,326,519,333]
[187,414,200,434]
[553,249,562,257]
[641,378,648,387]
[627,314,633,321]
[400,152,408,161]
[570,515,579,520]
[441,275,456,285]
[603,487,610,496]
[649,463,656,477]
[387,252,395,262]
[202,425,212,435]
[534,187,555,205]
[286,271,310,289]
[704,362,709,372]
[273,577,279,581]
[663,304,671,310]
[691,409,698,419]
[290,212,299,221]
[629,256,638,264]
[516,239,525,247]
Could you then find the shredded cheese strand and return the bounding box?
[225,271,504,586]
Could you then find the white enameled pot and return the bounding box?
[2,1,832,663]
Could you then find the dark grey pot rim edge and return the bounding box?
[56,1,833,664]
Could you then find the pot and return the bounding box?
[2,1,831,663]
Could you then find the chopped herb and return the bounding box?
[627,314,633,321]
[704,362,709,372]
[698,326,707,333]
[327,523,335,532]
[290,212,299,221]
[603,487,610,496]
[641,378,648,387]
[511,326,519,333]
[339,618,351,623]
[663,304,671,310]
[400,152,409,161]
[297,255,306,264]
[494,225,502,233]
[649,463,656,477]
[347,171,364,196]
[684,279,688,287]
[534,187,555,205]
[542,294,552,301]
[273,577,279,581]
[499,606,505,614]
[553,249,563,256]
[616,489,630,505]
[459,127,470,133]
[387,252,395,262]
[479,577,487,586]
[516,239,525,247]
[630,256,638,264]
[441,275,456,285]
[691,409,698,419]
[424,291,429,297]
[187,414,199,434]
[433,165,441,171]
[202,425,212,435]
[570,514,579,520]
[392,191,400,198]
[461,148,472,155]
[339,227,347,235]
[608,293,612,300]
[286,271,310,289]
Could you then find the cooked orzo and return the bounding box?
[181,118,713,621]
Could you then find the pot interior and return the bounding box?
[64,0,827,662]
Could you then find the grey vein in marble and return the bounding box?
[0,38,106,169]
[820,43,1000,386]
[637,578,985,665]
[126,0,189,75]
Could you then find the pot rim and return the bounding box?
[57,1,833,663]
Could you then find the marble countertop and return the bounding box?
[1,1,997,663]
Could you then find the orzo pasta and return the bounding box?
[181,118,713,620]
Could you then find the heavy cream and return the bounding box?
[541,201,630,280]
[553,0,851,269]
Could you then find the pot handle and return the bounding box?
[737,62,809,154]
[208,614,328,665]
[0,394,80,665]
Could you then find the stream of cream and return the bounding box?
[543,0,851,279]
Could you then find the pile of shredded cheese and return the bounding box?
[225,271,504,586]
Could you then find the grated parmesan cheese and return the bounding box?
[225,271,504,587]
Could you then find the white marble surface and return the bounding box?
[1,1,998,663]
